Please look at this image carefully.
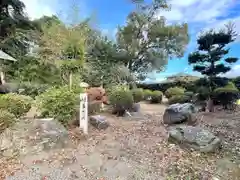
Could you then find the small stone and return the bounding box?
[89,115,109,130]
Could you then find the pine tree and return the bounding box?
[188,23,238,91]
[188,23,238,112]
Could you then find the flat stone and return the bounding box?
[168,125,221,153]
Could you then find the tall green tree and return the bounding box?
[117,0,189,80]
[0,0,36,56]
[85,35,135,87]
[4,55,61,84]
[37,17,90,87]
[188,23,238,91]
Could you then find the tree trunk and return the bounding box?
[0,71,5,85]
[100,76,104,110]
[207,73,215,112]
[69,72,73,89]
[206,97,214,112]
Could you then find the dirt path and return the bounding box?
[3,103,240,180]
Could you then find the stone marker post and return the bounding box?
[79,82,89,135]
[79,93,88,134]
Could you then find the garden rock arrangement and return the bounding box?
[0,118,72,158]
[163,103,197,125]
[163,103,223,153]
[168,125,221,153]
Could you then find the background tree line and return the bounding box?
[0,0,189,91]
[1,0,238,111]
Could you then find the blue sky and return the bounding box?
[22,0,240,82]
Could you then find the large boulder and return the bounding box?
[163,103,197,125]
[168,125,221,153]
[0,118,72,157]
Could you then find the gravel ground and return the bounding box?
[1,103,240,180]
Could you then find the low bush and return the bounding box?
[36,86,79,126]
[214,82,239,109]
[109,86,134,116]
[143,89,152,100]
[150,90,163,104]
[0,110,16,133]
[0,93,33,118]
[71,84,84,94]
[131,88,144,103]
[18,82,50,98]
[168,95,191,105]
[165,87,185,99]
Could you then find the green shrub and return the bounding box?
[18,82,50,98]
[150,90,163,104]
[109,86,134,116]
[36,86,78,126]
[143,89,152,100]
[0,93,33,118]
[165,87,185,99]
[71,84,84,94]
[214,82,239,109]
[196,86,210,101]
[131,88,144,103]
[0,110,16,133]
[168,95,191,105]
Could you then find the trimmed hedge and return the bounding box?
[168,95,191,105]
[109,86,134,116]
[213,82,239,109]
[165,87,185,99]
[150,90,163,104]
[143,89,152,100]
[131,88,144,103]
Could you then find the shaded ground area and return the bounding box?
[1,103,240,179]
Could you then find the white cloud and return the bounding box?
[144,77,166,84]
[21,0,56,20]
[156,0,240,50]
[157,0,238,36]
[169,0,196,7]
[160,8,183,21]
[223,65,240,78]
[162,0,235,23]
[203,16,240,41]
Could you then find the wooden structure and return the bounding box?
[0,50,17,84]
